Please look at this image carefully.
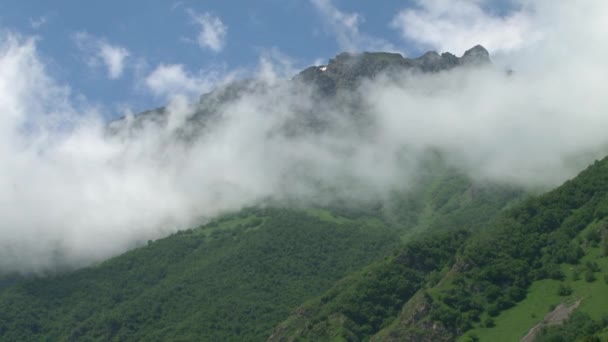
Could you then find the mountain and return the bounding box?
[112,45,493,135]
[295,45,490,95]
[2,45,607,341]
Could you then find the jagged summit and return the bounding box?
[122,45,491,127]
[295,45,491,94]
[197,45,491,104]
[461,44,491,65]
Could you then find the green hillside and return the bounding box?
[0,208,400,341]
[271,157,608,341]
[0,161,522,341]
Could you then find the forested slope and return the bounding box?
[271,156,608,342]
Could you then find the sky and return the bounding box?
[0,0,518,117]
[2,0,608,273]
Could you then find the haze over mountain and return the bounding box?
[1,0,608,277]
[2,1,608,341]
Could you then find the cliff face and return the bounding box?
[294,45,491,95]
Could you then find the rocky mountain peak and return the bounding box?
[293,45,492,94]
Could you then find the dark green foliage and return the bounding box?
[483,317,495,328]
[535,311,608,342]
[462,332,480,342]
[273,230,471,341]
[585,270,597,282]
[586,261,601,272]
[557,283,572,296]
[586,229,602,246]
[0,208,399,341]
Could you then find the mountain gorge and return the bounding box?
[1,45,607,342]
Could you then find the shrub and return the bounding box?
[586,261,601,273]
[483,317,495,328]
[557,284,572,296]
[585,270,596,282]
[572,268,581,281]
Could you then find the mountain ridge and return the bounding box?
[294,45,491,95]
[118,45,492,128]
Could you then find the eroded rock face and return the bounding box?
[293,45,492,94]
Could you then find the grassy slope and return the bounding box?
[463,224,608,341]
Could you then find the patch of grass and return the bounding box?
[461,245,608,342]
[571,247,608,320]
[461,279,563,342]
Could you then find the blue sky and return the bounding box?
[0,0,518,118]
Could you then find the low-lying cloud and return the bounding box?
[1,0,608,274]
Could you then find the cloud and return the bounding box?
[1,0,608,274]
[29,16,48,30]
[73,32,130,79]
[142,49,290,100]
[188,10,227,52]
[310,0,398,53]
[391,0,541,56]
[144,64,226,100]
[99,43,130,79]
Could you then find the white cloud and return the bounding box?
[391,0,540,55]
[144,64,220,99]
[310,0,398,53]
[188,10,227,52]
[98,43,130,79]
[73,32,130,79]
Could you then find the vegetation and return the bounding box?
[269,230,470,341]
[273,157,608,341]
[0,208,399,341]
[423,158,608,335]
[535,311,608,342]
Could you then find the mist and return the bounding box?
[1,0,608,273]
